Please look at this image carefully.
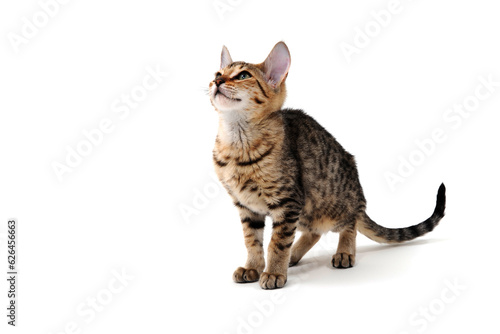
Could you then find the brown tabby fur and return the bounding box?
[209,42,446,289]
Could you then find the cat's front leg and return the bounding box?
[233,204,266,283]
[260,204,300,289]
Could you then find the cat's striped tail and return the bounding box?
[358,183,446,244]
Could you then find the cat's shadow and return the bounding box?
[286,238,448,287]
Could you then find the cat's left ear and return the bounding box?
[221,45,233,69]
[263,42,291,89]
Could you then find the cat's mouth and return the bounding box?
[215,89,241,102]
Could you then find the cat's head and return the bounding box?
[209,42,291,117]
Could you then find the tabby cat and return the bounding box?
[209,42,446,290]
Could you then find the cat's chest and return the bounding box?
[214,133,284,215]
[219,166,270,215]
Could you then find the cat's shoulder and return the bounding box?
[278,108,326,131]
[280,108,308,119]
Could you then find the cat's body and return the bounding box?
[209,42,446,289]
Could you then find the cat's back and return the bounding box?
[279,108,349,160]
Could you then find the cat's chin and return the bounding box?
[212,92,243,110]
[215,90,241,102]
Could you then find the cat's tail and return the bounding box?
[357,183,446,244]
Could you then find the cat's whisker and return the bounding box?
[199,86,212,95]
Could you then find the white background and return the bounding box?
[1,0,499,333]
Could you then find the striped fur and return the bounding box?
[209,42,447,290]
[358,184,446,243]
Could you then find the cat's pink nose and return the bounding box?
[215,78,225,86]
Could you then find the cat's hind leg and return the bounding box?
[289,231,321,267]
[332,220,357,269]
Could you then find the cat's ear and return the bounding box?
[263,42,291,89]
[221,45,233,69]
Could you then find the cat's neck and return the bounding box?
[217,109,252,145]
[216,109,283,151]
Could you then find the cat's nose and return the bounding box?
[215,78,225,87]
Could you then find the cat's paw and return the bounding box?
[332,253,355,269]
[233,267,260,283]
[259,272,287,289]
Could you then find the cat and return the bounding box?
[209,41,446,290]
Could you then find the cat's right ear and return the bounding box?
[221,45,233,69]
[263,42,291,89]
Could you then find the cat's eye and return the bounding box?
[235,71,252,80]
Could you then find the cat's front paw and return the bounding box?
[259,272,287,289]
[332,252,355,268]
[233,267,260,283]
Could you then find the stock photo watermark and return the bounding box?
[223,291,286,334]
[178,171,223,224]
[212,0,244,21]
[47,268,134,334]
[222,263,314,334]
[385,73,499,190]
[6,219,18,326]
[221,234,338,334]
[51,64,168,182]
[7,0,72,54]
[340,0,411,63]
[398,277,467,334]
